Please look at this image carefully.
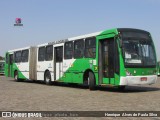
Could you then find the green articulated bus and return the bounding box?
[0,60,5,75]
[5,28,157,90]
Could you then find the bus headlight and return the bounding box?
[126,70,132,76]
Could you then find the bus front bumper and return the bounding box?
[120,75,157,85]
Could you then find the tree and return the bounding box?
[0,56,4,60]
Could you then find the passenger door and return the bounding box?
[8,54,13,77]
[54,46,63,80]
[98,38,115,85]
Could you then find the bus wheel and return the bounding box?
[118,86,126,91]
[14,71,20,82]
[89,72,96,90]
[44,71,52,85]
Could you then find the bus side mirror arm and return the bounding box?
[114,34,123,48]
[119,39,123,48]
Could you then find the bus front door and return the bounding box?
[8,54,13,77]
[54,46,63,80]
[99,38,115,85]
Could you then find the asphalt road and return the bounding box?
[0,76,160,120]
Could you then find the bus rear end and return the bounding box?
[118,28,157,86]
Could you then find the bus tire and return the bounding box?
[14,71,20,82]
[44,71,52,85]
[118,85,126,91]
[89,72,96,90]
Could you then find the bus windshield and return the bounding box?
[123,39,156,67]
[122,38,156,68]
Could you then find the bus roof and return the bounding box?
[7,46,36,53]
[38,31,102,47]
[68,31,102,41]
[7,28,150,52]
[6,30,102,52]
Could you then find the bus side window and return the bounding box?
[15,51,21,63]
[74,39,84,59]
[21,49,29,62]
[64,41,73,59]
[38,47,45,61]
[85,37,96,58]
[45,45,53,61]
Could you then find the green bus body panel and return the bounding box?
[13,63,27,79]
[4,63,8,76]
[7,63,27,79]
[4,52,8,76]
[98,28,118,37]
[5,53,27,79]
[61,58,98,84]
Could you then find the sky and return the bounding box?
[0,0,160,60]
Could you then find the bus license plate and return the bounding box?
[140,77,147,81]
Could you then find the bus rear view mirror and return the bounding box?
[118,34,123,48]
[114,34,123,48]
